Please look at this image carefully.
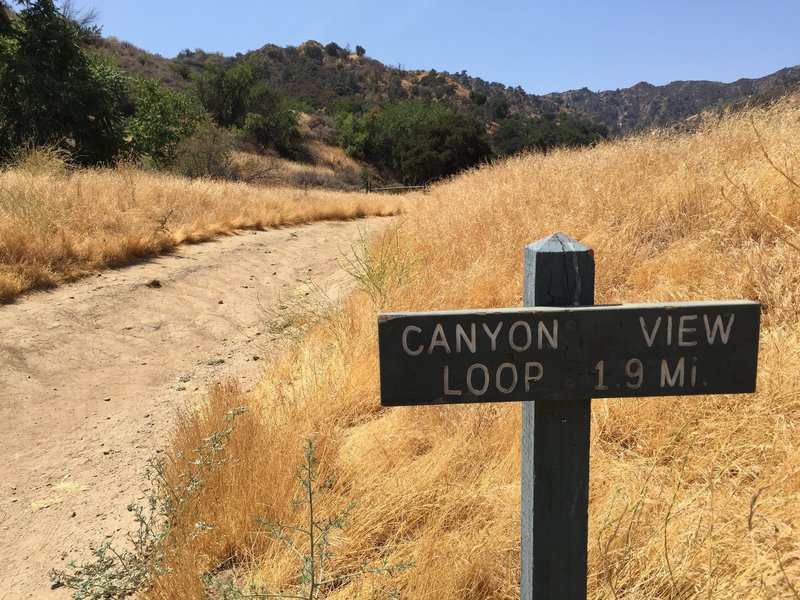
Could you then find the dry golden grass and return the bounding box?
[0,162,402,301]
[150,98,800,599]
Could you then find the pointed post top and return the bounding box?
[526,232,591,254]
[523,232,594,307]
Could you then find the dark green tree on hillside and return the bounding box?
[324,42,341,58]
[0,0,128,163]
[490,112,608,156]
[126,77,207,168]
[192,62,302,157]
[337,100,490,184]
[193,63,254,128]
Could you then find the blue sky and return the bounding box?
[71,0,799,95]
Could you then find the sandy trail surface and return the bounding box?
[0,217,388,599]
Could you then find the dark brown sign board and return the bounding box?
[378,300,760,406]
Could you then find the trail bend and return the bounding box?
[0,217,390,599]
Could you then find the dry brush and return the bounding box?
[140,97,800,598]
[0,160,402,302]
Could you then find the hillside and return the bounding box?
[83,94,798,600]
[546,66,800,133]
[7,0,798,187]
[104,37,800,136]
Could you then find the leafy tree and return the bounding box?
[324,42,341,57]
[339,100,490,184]
[355,44,365,57]
[491,115,534,156]
[126,77,207,168]
[469,89,487,106]
[303,43,323,61]
[192,62,254,127]
[193,62,301,157]
[387,74,406,101]
[490,112,608,157]
[334,110,371,157]
[486,95,510,120]
[0,0,128,164]
[243,108,301,156]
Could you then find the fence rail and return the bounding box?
[356,181,429,194]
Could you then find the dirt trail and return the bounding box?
[0,217,389,599]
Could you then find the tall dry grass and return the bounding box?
[0,160,401,301]
[148,98,800,599]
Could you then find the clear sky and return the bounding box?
[69,0,799,95]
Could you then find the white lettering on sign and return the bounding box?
[482,322,503,351]
[625,358,643,389]
[704,314,734,344]
[442,361,545,398]
[592,360,608,391]
[402,325,423,356]
[640,313,734,348]
[443,366,462,396]
[661,357,685,387]
[428,323,451,354]
[678,315,698,347]
[496,363,518,393]
[466,364,490,395]
[640,317,661,347]
[538,320,558,349]
[392,308,748,400]
[509,321,532,352]
[524,362,544,391]
[456,323,476,353]
[593,356,699,391]
[404,319,560,355]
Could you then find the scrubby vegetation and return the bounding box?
[0,2,611,186]
[74,94,797,599]
[4,4,800,595]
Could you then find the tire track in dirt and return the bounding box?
[0,217,390,599]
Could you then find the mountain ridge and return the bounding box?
[544,66,800,133]
[99,35,800,136]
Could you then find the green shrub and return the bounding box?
[337,100,491,185]
[490,112,608,156]
[192,62,254,128]
[324,42,341,58]
[126,77,207,168]
[172,122,239,180]
[303,43,324,61]
[0,0,128,164]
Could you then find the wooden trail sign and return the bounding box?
[376,232,761,599]
[378,301,760,406]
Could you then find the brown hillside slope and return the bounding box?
[146,98,800,598]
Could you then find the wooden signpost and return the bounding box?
[377,232,761,599]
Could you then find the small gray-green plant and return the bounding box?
[261,281,339,342]
[204,438,411,599]
[340,226,417,309]
[47,467,169,599]
[50,406,247,599]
